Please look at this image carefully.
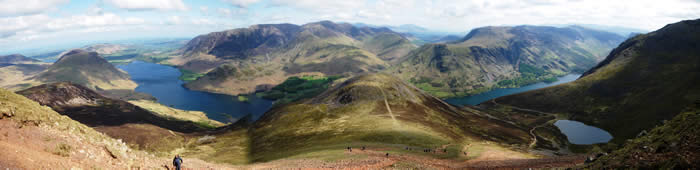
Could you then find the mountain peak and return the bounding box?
[35,49,136,90]
[310,73,425,105]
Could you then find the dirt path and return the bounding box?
[490,99,556,148]
[380,89,399,126]
[342,147,585,169]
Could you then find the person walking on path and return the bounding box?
[173,155,183,170]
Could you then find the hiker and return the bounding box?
[362,146,366,151]
[172,155,183,170]
[385,153,389,158]
[347,146,352,152]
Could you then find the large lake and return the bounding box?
[118,61,273,122]
[554,120,613,144]
[445,74,581,106]
[117,63,613,144]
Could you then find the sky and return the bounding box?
[1,0,700,54]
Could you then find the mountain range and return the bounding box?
[388,25,625,97]
[169,21,416,95]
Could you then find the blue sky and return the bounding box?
[1,0,700,54]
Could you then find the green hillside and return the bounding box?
[487,19,700,145]
[249,73,534,162]
[388,25,625,98]
[587,103,700,168]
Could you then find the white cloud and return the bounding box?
[0,14,51,38]
[166,16,181,25]
[223,0,262,8]
[191,18,214,25]
[217,8,247,17]
[104,0,188,11]
[45,13,145,31]
[259,0,700,32]
[0,0,69,16]
[0,12,147,42]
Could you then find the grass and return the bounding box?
[194,120,219,129]
[0,88,136,161]
[237,95,249,102]
[258,75,342,105]
[587,105,700,168]
[179,68,205,82]
[250,101,454,162]
[495,64,558,88]
[52,143,72,157]
[247,74,535,162]
[179,128,251,165]
[128,100,225,127]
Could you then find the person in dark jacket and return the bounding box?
[173,155,183,170]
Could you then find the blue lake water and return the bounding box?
[554,120,613,144]
[445,74,581,106]
[117,61,273,123]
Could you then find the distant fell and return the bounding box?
[34,49,137,90]
[0,54,40,64]
[388,25,625,98]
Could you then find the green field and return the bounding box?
[179,69,206,82]
[257,75,342,105]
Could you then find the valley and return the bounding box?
[1,2,699,168]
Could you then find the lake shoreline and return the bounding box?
[118,61,274,123]
[445,74,581,106]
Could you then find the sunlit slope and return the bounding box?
[0,88,234,169]
[249,73,534,162]
[489,19,700,144]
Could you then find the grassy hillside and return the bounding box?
[388,25,624,98]
[489,19,700,145]
[0,88,235,169]
[17,82,222,154]
[587,103,700,168]
[257,75,342,105]
[0,63,49,90]
[249,73,535,162]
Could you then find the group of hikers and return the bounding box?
[346,146,390,158]
[345,145,468,159]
